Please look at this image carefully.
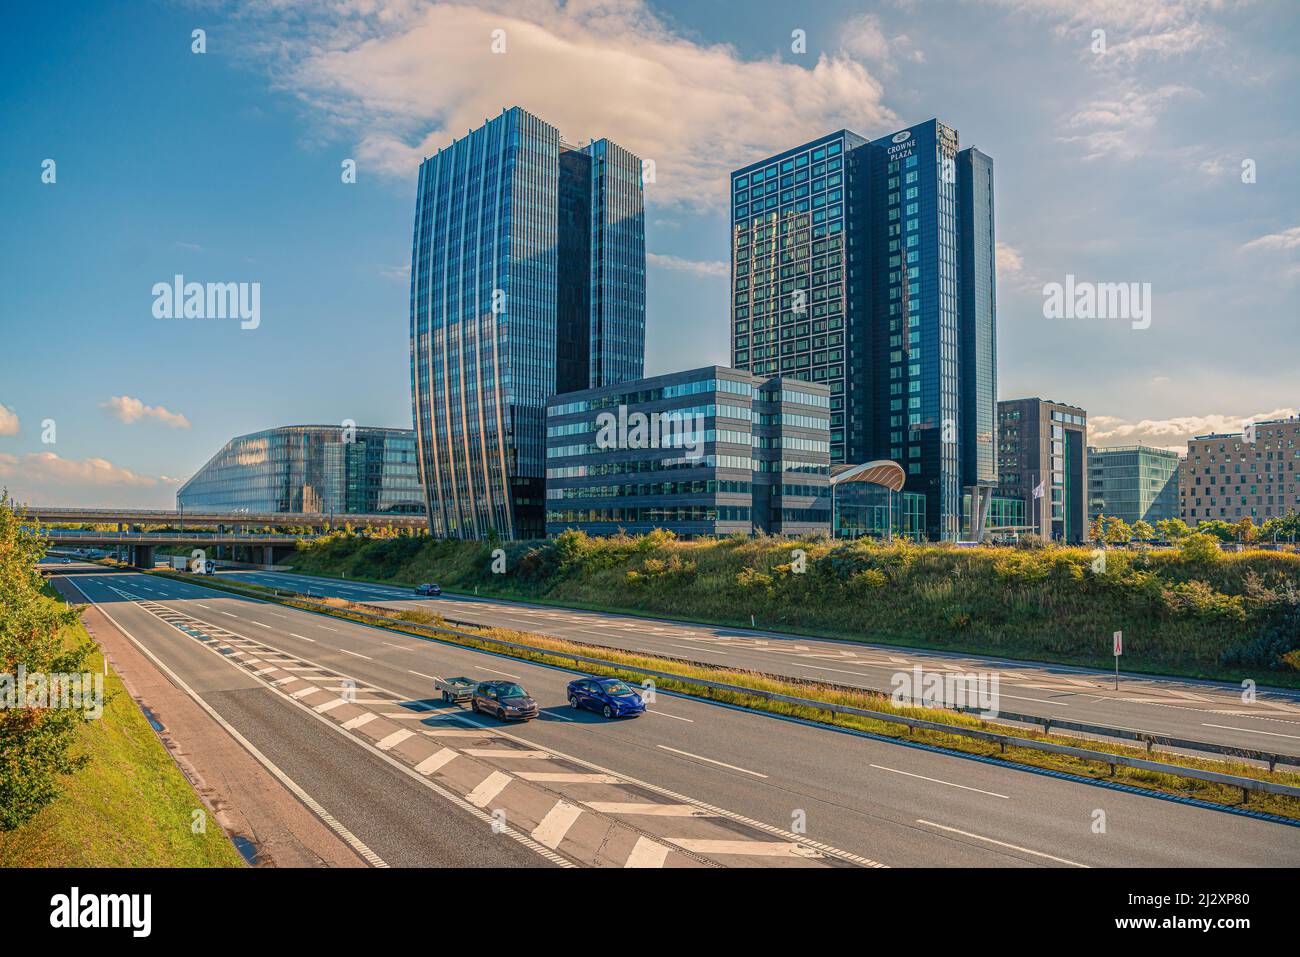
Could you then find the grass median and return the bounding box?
[144,565,1300,823]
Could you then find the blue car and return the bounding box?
[567,677,646,718]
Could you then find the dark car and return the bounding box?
[471,681,539,721]
[567,677,646,719]
[414,583,442,597]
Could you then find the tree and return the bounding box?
[1103,518,1133,544]
[0,495,92,830]
[1132,520,1156,542]
[1179,532,1222,563]
[1156,518,1191,541]
[1233,517,1259,543]
[1197,519,1237,543]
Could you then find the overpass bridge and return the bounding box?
[40,529,309,568]
[18,505,427,532]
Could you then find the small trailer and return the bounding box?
[434,676,478,704]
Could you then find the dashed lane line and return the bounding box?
[869,764,1010,799]
[915,820,1088,868]
[656,745,769,779]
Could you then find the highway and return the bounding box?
[220,568,1300,759]
[49,561,1300,867]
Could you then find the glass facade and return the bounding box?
[1088,445,1180,526]
[545,366,830,537]
[730,119,997,541]
[834,485,926,541]
[411,107,645,540]
[177,426,424,515]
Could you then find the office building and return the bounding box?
[545,366,830,537]
[996,398,1088,543]
[729,118,997,541]
[1179,416,1300,525]
[177,425,424,515]
[411,107,645,540]
[1087,444,1180,528]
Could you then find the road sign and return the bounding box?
[1113,630,1123,656]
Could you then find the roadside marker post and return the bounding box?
[1113,630,1123,690]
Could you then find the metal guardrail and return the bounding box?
[42,531,302,541]
[955,707,1300,773]
[145,568,1300,803]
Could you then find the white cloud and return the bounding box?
[237,0,895,209]
[0,451,164,489]
[975,0,1228,63]
[1089,407,1299,448]
[647,252,728,278]
[100,395,191,429]
[0,404,18,436]
[841,14,925,73]
[1058,84,1197,160]
[1241,226,1300,253]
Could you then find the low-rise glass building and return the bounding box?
[545,366,831,537]
[177,425,425,515]
[1088,444,1180,528]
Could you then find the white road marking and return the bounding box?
[289,633,316,642]
[409,748,458,776]
[525,800,581,850]
[475,665,522,679]
[1203,723,1300,740]
[60,580,389,868]
[463,749,551,759]
[338,648,372,660]
[915,820,1088,867]
[313,698,349,714]
[465,771,512,808]
[668,839,821,858]
[517,772,621,784]
[251,621,273,629]
[656,745,768,778]
[870,764,1010,799]
[408,670,438,681]
[586,802,714,817]
[221,612,239,619]
[341,713,377,731]
[376,729,415,751]
[289,685,320,700]
[648,709,693,722]
[624,836,669,868]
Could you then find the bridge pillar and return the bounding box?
[131,544,155,569]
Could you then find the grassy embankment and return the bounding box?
[283,530,1300,686]
[0,589,245,867]
[145,565,1300,820]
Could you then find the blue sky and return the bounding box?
[1,0,1296,507]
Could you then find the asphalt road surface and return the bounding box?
[219,568,1300,760]
[46,561,1300,867]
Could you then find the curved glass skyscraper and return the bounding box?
[177,425,423,515]
[410,107,645,539]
